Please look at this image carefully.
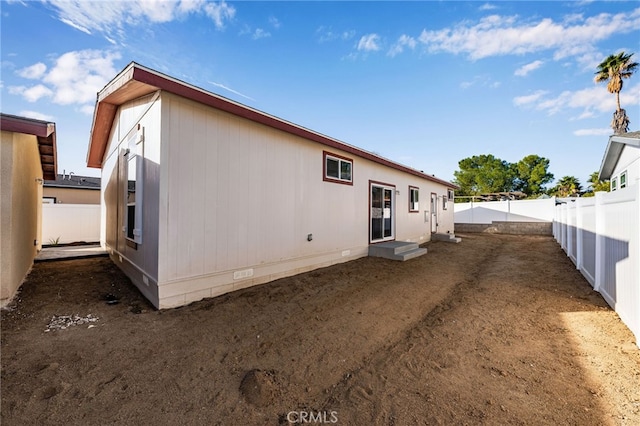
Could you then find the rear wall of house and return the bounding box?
[0,131,43,307]
[156,92,454,308]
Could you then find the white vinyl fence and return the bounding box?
[42,204,101,245]
[554,185,640,348]
[455,198,555,224]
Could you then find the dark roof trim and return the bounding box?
[1,113,58,180]
[44,174,101,190]
[87,62,457,189]
[598,131,640,180]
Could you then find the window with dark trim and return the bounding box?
[611,177,618,191]
[323,151,353,185]
[620,171,627,189]
[409,186,419,212]
[124,126,144,244]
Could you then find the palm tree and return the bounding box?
[594,52,638,134]
[549,176,582,198]
[583,171,610,197]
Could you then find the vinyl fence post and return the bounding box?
[594,191,605,293]
[576,198,583,272]
[635,183,640,348]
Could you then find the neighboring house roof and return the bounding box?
[1,113,57,180]
[44,174,101,190]
[87,62,457,189]
[598,131,640,180]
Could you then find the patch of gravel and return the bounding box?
[44,314,99,332]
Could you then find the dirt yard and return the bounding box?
[1,233,639,425]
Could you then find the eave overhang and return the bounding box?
[598,131,640,181]
[1,113,58,180]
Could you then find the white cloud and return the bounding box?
[9,84,53,102]
[79,105,96,115]
[513,83,639,119]
[19,110,55,121]
[59,17,91,34]
[388,34,416,57]
[203,1,235,29]
[177,0,205,14]
[514,60,544,76]
[209,81,255,101]
[252,28,270,40]
[138,0,179,22]
[573,128,612,136]
[43,50,121,105]
[460,75,501,90]
[46,0,235,41]
[269,16,281,29]
[513,90,549,106]
[479,3,498,11]
[9,49,121,109]
[418,8,640,61]
[17,62,47,79]
[317,26,355,43]
[357,34,381,52]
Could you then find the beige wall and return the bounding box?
[1,130,43,306]
[43,187,100,204]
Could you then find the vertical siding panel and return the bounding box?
[180,105,196,278]
[215,113,230,272]
[191,106,207,276]
[226,118,240,269]
[236,125,250,269]
[245,126,259,266]
[141,100,161,280]
[157,96,171,283]
[203,112,218,271]
[166,98,180,281]
[254,128,272,263]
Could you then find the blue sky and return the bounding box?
[2,1,639,189]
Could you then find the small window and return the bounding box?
[323,151,353,185]
[124,126,144,244]
[447,189,454,201]
[442,195,448,210]
[409,186,419,212]
[611,177,618,191]
[620,171,627,189]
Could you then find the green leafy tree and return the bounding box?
[453,154,514,196]
[594,51,638,134]
[549,176,582,198]
[513,154,554,196]
[582,171,610,197]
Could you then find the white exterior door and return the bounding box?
[371,183,395,242]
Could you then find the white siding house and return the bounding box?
[87,63,457,309]
[599,131,640,191]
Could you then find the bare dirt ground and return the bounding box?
[1,233,639,425]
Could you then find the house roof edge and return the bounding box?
[87,63,458,188]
